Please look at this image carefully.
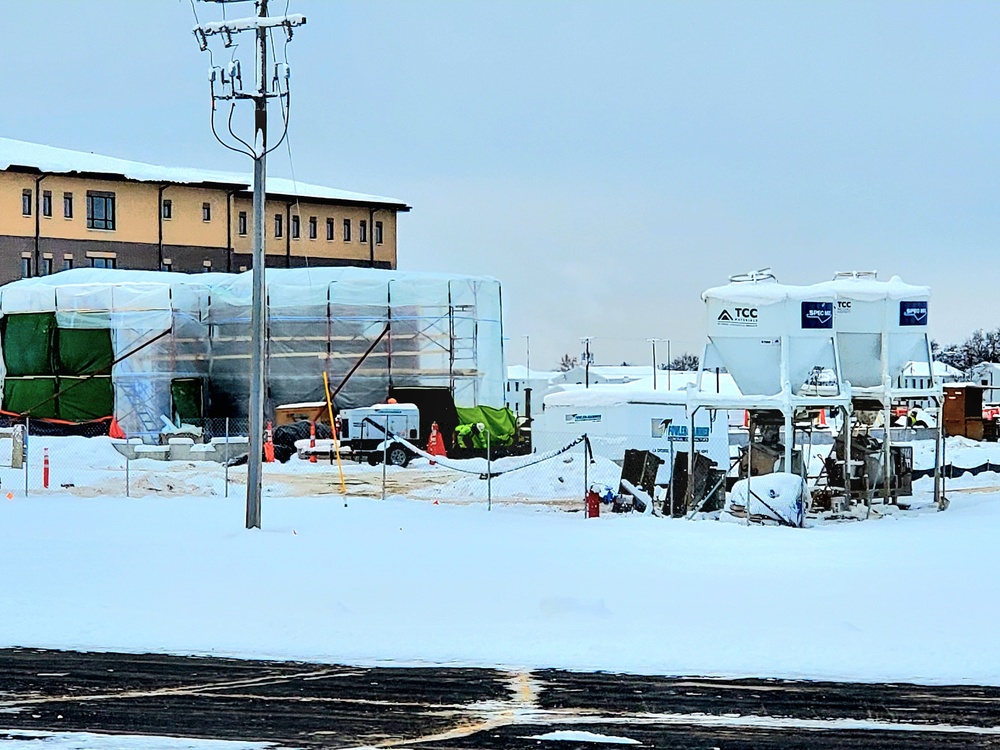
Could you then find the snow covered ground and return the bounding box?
[0,436,999,686]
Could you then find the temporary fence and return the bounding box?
[0,416,746,520]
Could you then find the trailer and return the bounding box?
[532,385,730,485]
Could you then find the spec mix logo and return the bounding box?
[717,307,758,327]
[801,301,833,329]
[899,300,928,326]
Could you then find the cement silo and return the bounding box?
[702,271,840,399]
[813,272,931,393]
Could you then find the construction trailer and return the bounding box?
[532,381,731,487]
[0,267,505,441]
[693,270,944,516]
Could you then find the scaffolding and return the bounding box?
[0,267,505,440]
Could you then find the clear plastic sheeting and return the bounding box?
[206,267,505,412]
[0,267,505,437]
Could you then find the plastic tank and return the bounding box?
[814,272,930,391]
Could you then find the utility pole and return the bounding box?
[648,338,665,390]
[581,337,592,388]
[524,335,530,380]
[193,0,306,529]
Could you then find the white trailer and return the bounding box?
[339,403,421,466]
[531,385,730,484]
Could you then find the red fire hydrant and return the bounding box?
[586,489,601,518]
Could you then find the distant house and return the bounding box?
[504,365,558,418]
[894,361,964,407]
[966,362,1000,401]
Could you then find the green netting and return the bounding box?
[455,405,518,446]
[57,328,114,376]
[171,378,204,423]
[3,377,58,419]
[3,313,56,376]
[57,376,113,422]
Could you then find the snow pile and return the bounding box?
[909,436,1000,470]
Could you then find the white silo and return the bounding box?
[702,271,840,399]
[814,272,931,393]
[702,271,786,397]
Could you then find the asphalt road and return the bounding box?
[1,649,998,748]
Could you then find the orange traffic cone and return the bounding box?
[109,417,125,439]
[264,421,275,463]
[427,421,447,464]
[817,409,827,427]
[309,421,317,463]
[743,410,750,428]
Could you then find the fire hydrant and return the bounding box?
[586,489,601,518]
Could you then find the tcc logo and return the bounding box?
[717,307,758,325]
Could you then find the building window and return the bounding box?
[202,202,211,222]
[308,216,317,239]
[202,260,212,273]
[22,190,31,216]
[20,257,31,278]
[89,256,117,269]
[274,213,283,238]
[86,191,116,230]
[63,255,74,271]
[343,219,352,242]
[42,191,52,217]
[160,259,172,272]
[326,218,334,241]
[375,221,384,245]
[359,220,368,243]
[239,265,247,272]
[162,199,173,219]
[238,211,247,236]
[63,193,73,219]
[40,257,53,276]
[291,214,300,239]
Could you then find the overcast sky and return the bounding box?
[4,0,998,369]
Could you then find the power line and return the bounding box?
[191,0,306,530]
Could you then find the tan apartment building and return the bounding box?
[0,138,410,280]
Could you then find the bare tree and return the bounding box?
[937,328,1000,371]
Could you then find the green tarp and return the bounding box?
[3,377,58,419]
[57,376,113,422]
[2,313,56,376]
[57,328,113,375]
[171,378,204,423]
[455,405,518,447]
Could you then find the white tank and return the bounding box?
[814,272,930,390]
[703,271,839,398]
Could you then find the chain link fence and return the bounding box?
[0,419,718,517]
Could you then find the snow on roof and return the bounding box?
[0,137,409,209]
[900,361,964,378]
[543,371,741,408]
[703,274,930,304]
[969,362,1000,373]
[506,365,559,381]
[812,275,930,301]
